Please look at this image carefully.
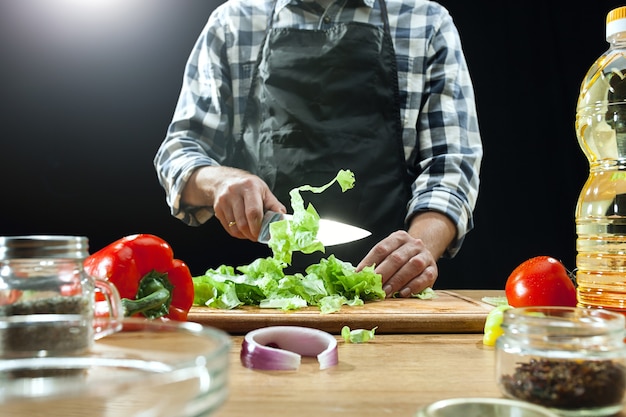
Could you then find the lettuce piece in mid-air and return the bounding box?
[268,169,355,264]
[268,204,325,264]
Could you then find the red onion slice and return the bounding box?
[241,326,338,370]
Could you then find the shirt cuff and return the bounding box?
[406,188,474,258]
[168,158,218,226]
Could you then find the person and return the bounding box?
[154,0,482,298]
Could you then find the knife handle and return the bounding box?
[257,211,286,244]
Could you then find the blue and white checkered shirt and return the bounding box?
[154,0,482,257]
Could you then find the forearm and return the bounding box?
[406,211,456,261]
[181,165,264,208]
[181,165,286,241]
[180,166,220,208]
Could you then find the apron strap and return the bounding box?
[378,0,391,36]
[269,0,392,35]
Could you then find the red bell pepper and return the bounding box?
[84,234,194,321]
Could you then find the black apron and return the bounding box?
[235,0,411,270]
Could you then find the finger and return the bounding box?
[225,217,243,238]
[380,251,429,296]
[229,195,259,241]
[215,203,249,240]
[263,191,287,215]
[242,199,264,240]
[214,206,236,234]
[396,264,438,298]
[237,190,286,242]
[356,239,396,272]
[375,243,420,286]
[357,231,412,272]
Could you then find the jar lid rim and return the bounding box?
[0,235,89,260]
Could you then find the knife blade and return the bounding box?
[257,210,371,246]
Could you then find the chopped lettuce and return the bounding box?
[259,296,308,310]
[268,169,355,264]
[481,296,509,306]
[411,287,438,299]
[268,204,324,264]
[341,326,377,343]
[192,169,387,314]
[306,255,385,301]
[192,254,385,314]
[482,304,512,346]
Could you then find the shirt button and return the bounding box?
[323,15,331,23]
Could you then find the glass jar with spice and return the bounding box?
[496,306,626,417]
[0,235,123,360]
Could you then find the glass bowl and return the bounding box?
[0,318,231,417]
[415,397,560,417]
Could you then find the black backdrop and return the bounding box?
[0,0,622,289]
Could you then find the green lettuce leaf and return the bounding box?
[411,287,438,299]
[259,296,308,311]
[268,169,355,264]
[341,326,378,343]
[305,255,386,301]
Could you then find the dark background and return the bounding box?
[0,1,621,289]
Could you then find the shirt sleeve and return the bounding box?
[153,14,235,226]
[405,9,483,258]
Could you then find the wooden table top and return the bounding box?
[212,290,625,417]
[7,291,622,417]
[215,332,499,417]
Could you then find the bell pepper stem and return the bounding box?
[122,270,174,319]
[122,288,171,317]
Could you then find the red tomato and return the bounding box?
[505,256,577,307]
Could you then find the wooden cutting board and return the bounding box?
[187,290,494,334]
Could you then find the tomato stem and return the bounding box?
[566,267,578,288]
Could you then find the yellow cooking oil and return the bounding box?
[575,6,626,312]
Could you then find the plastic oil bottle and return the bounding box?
[576,6,626,312]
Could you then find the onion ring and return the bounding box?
[240,326,338,370]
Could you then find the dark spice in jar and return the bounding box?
[1,295,92,378]
[1,295,92,354]
[1,294,90,315]
[501,358,626,409]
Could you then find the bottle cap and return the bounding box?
[607,6,626,39]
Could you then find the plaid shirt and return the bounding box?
[154,0,482,257]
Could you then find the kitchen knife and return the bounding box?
[257,210,371,246]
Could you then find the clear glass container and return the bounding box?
[0,235,122,358]
[415,397,560,417]
[496,306,626,417]
[0,318,231,417]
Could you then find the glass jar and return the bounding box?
[0,235,122,358]
[496,306,626,417]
